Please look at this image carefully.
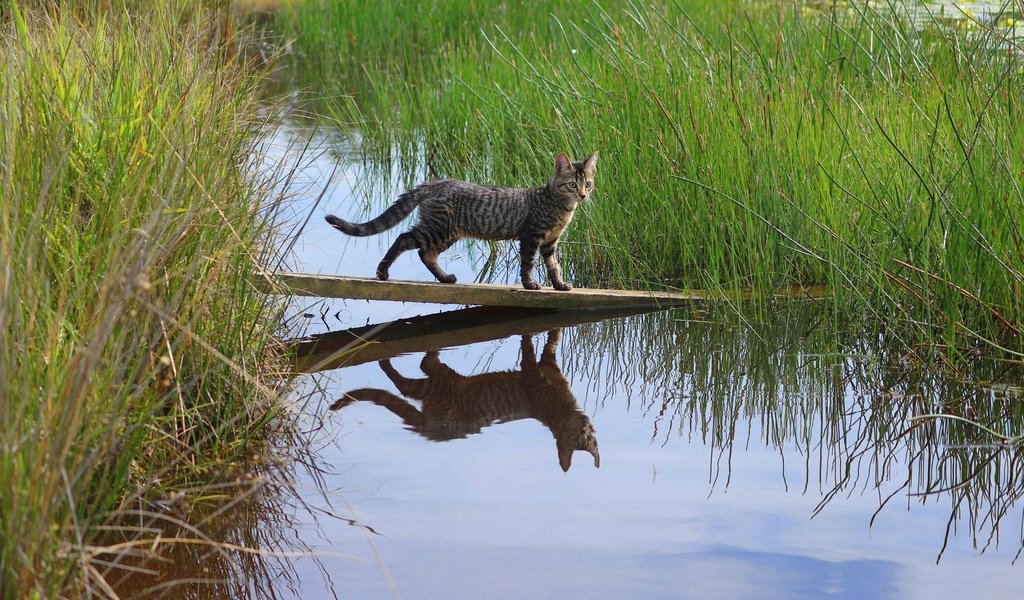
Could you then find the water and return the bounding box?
[804,0,1024,38]
[288,311,1020,599]
[114,4,1024,593]
[917,0,1022,27]
[176,121,1022,599]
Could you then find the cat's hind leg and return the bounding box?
[419,351,459,378]
[418,237,458,284]
[519,237,542,290]
[380,359,433,399]
[377,231,418,281]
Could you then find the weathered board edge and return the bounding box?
[254,272,824,309]
[290,305,655,373]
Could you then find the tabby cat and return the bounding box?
[331,330,600,472]
[325,152,598,291]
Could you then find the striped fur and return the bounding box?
[331,330,600,472]
[324,189,422,236]
[325,151,598,290]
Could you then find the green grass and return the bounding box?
[0,1,292,596]
[276,0,1024,363]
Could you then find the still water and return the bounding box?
[187,122,1022,599]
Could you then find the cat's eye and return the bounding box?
[568,182,577,189]
[585,181,592,188]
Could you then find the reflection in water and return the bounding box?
[104,445,321,600]
[558,306,1024,561]
[241,115,1024,597]
[332,330,600,472]
[125,300,1024,598]
[300,300,1024,566]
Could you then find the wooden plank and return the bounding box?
[256,272,826,310]
[290,305,656,373]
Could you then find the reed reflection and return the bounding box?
[331,329,600,471]
[105,438,321,600]
[561,306,1024,559]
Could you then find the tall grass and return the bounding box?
[0,2,291,596]
[277,0,1024,361]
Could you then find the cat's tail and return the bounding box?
[325,188,423,236]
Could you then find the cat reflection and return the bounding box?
[331,329,600,472]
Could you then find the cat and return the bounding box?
[331,329,600,472]
[325,151,598,291]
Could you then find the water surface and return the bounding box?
[101,3,1024,596]
[245,122,1024,599]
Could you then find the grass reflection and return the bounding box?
[561,303,1024,559]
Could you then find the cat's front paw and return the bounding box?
[438,274,457,284]
[376,269,390,281]
[522,280,542,290]
[553,281,573,291]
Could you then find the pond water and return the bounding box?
[144,121,1019,600]
[113,2,1024,591]
[803,0,1024,40]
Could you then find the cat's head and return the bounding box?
[551,151,598,201]
[556,413,601,472]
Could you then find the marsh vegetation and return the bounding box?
[4,0,1024,597]
[277,0,1024,365]
[0,2,295,596]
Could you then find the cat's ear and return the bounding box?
[583,151,599,175]
[554,152,573,175]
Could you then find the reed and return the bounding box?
[0,1,292,596]
[277,0,1024,361]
